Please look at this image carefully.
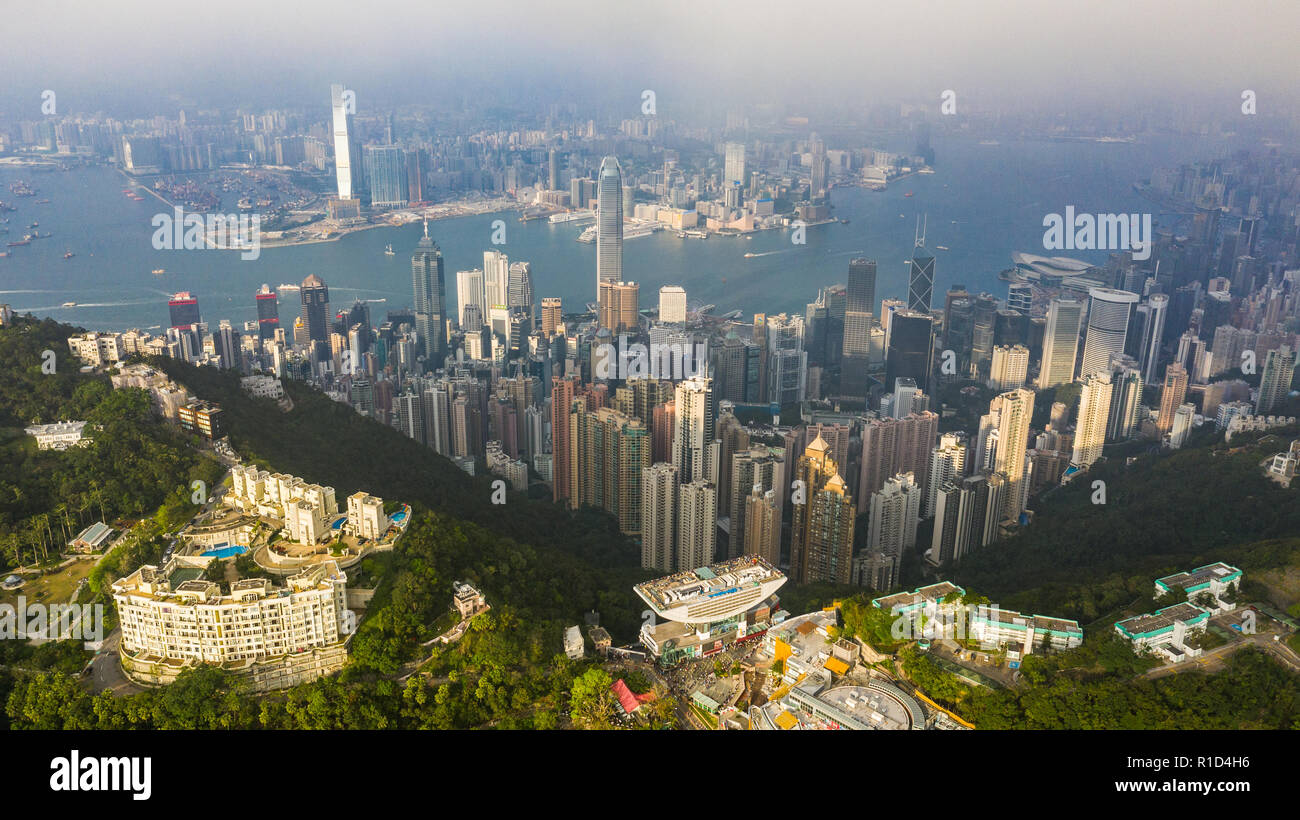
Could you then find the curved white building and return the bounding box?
[1080,287,1140,379]
[636,555,786,624]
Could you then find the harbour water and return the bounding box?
[0,134,1225,332]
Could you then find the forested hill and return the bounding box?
[951,424,1300,623]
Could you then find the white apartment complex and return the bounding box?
[227,466,341,546]
[346,491,388,540]
[112,558,349,666]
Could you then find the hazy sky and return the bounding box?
[3,0,1298,120]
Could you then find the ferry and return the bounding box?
[62,301,77,308]
[64,250,75,259]
[384,244,395,255]
[152,268,166,275]
[743,252,757,258]
[7,239,30,246]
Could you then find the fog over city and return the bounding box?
[3,0,1299,118]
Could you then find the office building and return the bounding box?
[169,291,200,329]
[330,84,353,199]
[1038,297,1083,388]
[659,285,687,324]
[255,285,279,341]
[541,297,563,336]
[596,156,623,300]
[364,145,408,207]
[411,222,447,362]
[885,310,934,392]
[1080,288,1140,379]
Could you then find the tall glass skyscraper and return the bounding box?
[365,146,408,208]
[300,274,331,362]
[596,156,623,300]
[908,218,935,312]
[330,84,353,200]
[1080,288,1140,379]
[254,284,279,341]
[412,221,447,364]
[841,257,877,398]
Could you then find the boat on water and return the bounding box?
[384,244,395,255]
[8,239,30,246]
[152,268,165,275]
[62,301,76,308]
[744,252,757,258]
[936,245,949,251]
[64,250,74,258]
[904,191,914,197]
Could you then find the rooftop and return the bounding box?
[1155,562,1242,593]
[635,554,784,613]
[1116,603,1209,638]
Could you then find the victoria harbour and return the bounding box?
[2,133,1221,331]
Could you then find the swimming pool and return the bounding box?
[391,510,407,524]
[202,545,249,559]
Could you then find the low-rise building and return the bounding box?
[1114,602,1211,663]
[68,521,114,553]
[1154,562,1242,612]
[968,608,1083,659]
[25,421,89,451]
[452,581,487,619]
[564,624,584,659]
[67,332,127,367]
[179,400,225,439]
[240,375,285,399]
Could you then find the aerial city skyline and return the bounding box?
[1,4,1299,788]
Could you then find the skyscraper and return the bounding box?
[1106,354,1144,442]
[842,258,877,398]
[925,432,967,519]
[865,472,921,590]
[729,446,783,557]
[541,297,563,337]
[724,142,746,188]
[989,344,1029,392]
[1156,364,1189,436]
[254,285,279,341]
[299,275,331,361]
[1071,372,1113,469]
[1257,345,1296,414]
[411,222,447,363]
[907,218,934,312]
[1038,297,1084,388]
[659,285,687,324]
[364,145,408,208]
[744,488,781,566]
[596,156,623,300]
[329,84,353,200]
[641,463,678,571]
[550,377,579,505]
[456,269,486,329]
[168,291,200,329]
[1080,288,1140,379]
[677,481,718,571]
[1139,293,1168,385]
[885,310,934,391]
[992,387,1034,522]
[790,436,856,584]
[672,376,715,485]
